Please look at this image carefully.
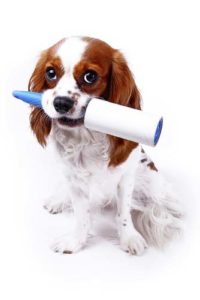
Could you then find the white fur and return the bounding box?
[57,37,87,73]
[41,37,183,254]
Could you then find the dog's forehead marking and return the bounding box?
[56,37,88,73]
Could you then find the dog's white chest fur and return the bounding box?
[52,125,127,206]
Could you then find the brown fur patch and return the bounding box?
[30,108,51,146]
[109,138,138,167]
[74,38,113,97]
[147,161,158,172]
[28,39,65,146]
[28,53,64,92]
[107,50,141,167]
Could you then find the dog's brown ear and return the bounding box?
[30,108,51,146]
[108,50,141,167]
[108,50,141,109]
[28,50,52,146]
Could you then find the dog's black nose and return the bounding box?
[53,96,74,114]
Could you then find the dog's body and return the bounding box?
[29,36,183,254]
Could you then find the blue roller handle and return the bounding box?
[154,117,163,146]
[12,90,42,107]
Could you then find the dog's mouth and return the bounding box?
[57,116,84,127]
[56,102,90,128]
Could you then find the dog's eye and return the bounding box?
[83,70,98,84]
[45,67,57,81]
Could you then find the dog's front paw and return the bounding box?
[51,234,87,254]
[120,232,148,255]
[43,197,68,214]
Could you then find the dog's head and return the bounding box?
[29,36,141,165]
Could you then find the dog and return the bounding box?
[29,36,183,254]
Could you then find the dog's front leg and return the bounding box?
[117,173,148,255]
[51,185,90,254]
[43,181,72,214]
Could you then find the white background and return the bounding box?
[1,0,200,299]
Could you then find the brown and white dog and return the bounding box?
[29,36,183,255]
